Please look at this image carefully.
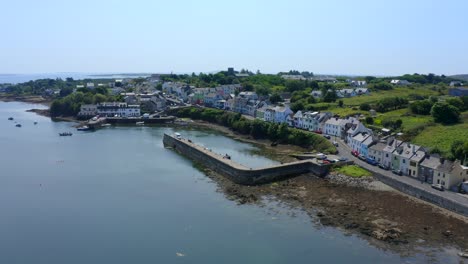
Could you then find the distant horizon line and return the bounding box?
[0,71,465,78]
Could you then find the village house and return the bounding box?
[264,107,276,123]
[324,117,343,137]
[310,90,322,99]
[408,148,426,179]
[345,120,368,144]
[97,102,140,117]
[86,82,95,89]
[449,81,464,87]
[360,135,375,158]
[355,88,369,95]
[431,159,468,190]
[390,79,411,86]
[337,88,356,98]
[292,111,303,128]
[448,87,468,97]
[418,153,441,184]
[281,75,306,80]
[274,106,293,123]
[348,80,367,87]
[382,138,403,168]
[348,132,370,154]
[368,141,387,164]
[255,105,267,120]
[391,142,421,176]
[78,104,98,118]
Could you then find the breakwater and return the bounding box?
[163,133,330,185]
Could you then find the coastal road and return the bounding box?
[330,137,468,206]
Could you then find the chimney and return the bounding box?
[440,157,445,164]
[412,145,416,154]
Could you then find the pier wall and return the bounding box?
[163,134,329,185]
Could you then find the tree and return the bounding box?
[338,100,344,107]
[277,123,289,142]
[59,87,73,97]
[446,97,464,111]
[365,116,374,125]
[409,100,433,115]
[285,80,305,92]
[360,103,371,111]
[291,101,305,112]
[254,85,269,96]
[450,140,468,162]
[431,102,460,124]
[269,93,282,104]
[322,90,337,103]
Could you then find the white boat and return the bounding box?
[77,126,91,131]
[136,121,145,126]
[459,252,468,258]
[174,132,182,139]
[101,123,111,127]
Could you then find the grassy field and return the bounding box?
[373,109,434,131]
[335,165,372,178]
[340,87,441,106]
[412,112,468,155]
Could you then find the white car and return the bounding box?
[316,153,327,160]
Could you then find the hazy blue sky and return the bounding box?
[1,0,467,75]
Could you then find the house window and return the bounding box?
[443,174,445,178]
[403,159,406,164]
[437,179,440,184]
[386,154,389,157]
[442,181,445,186]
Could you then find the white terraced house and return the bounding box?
[97,102,140,117]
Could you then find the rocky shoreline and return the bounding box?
[0,94,52,105]
[198,166,468,255]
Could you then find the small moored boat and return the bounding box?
[59,132,73,136]
[77,126,91,131]
[8,117,14,120]
[459,252,468,258]
[15,124,22,127]
[34,122,38,125]
[101,123,111,127]
[136,121,145,126]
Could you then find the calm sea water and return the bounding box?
[0,73,151,84]
[0,102,458,264]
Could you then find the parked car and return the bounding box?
[358,154,366,161]
[392,169,403,176]
[332,141,339,147]
[351,150,359,157]
[366,158,379,166]
[338,157,348,161]
[326,158,340,163]
[378,163,389,170]
[316,153,327,160]
[431,184,444,191]
[323,135,331,139]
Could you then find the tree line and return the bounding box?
[169,107,337,154]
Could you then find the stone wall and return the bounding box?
[163,133,329,185]
[373,172,468,217]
